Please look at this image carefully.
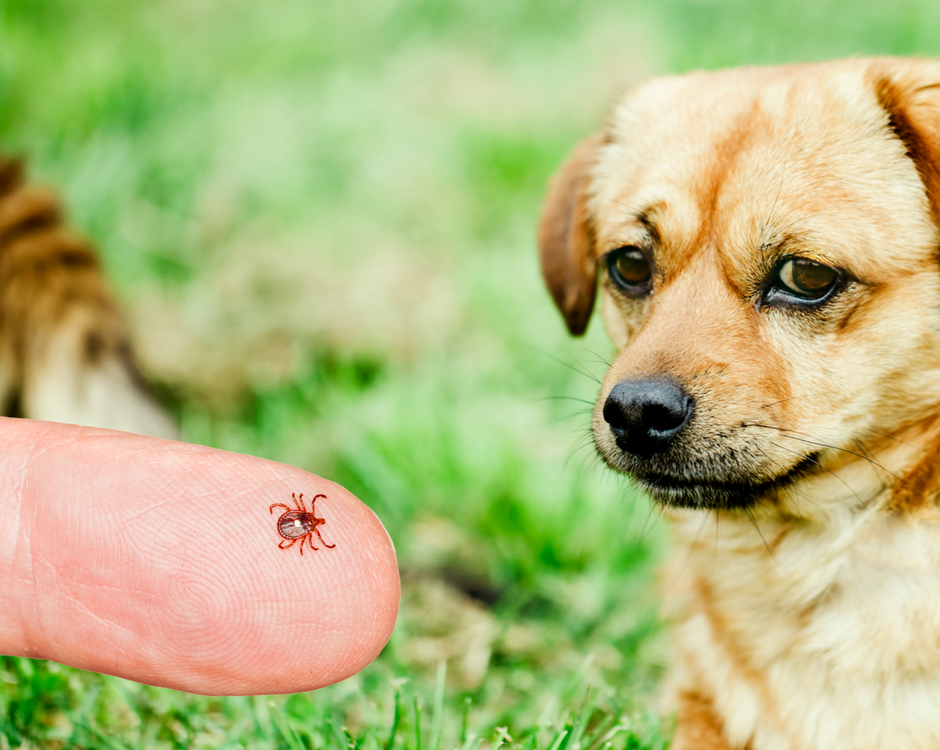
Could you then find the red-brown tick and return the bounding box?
[270,493,336,555]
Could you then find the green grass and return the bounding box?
[2,0,940,747]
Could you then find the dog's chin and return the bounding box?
[631,473,774,510]
[613,453,821,511]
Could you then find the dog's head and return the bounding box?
[540,59,940,511]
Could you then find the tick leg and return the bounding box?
[307,534,319,552]
[270,503,291,514]
[278,538,297,550]
[297,493,308,512]
[315,527,336,549]
[310,493,327,513]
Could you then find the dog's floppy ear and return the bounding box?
[537,134,603,336]
[873,59,940,228]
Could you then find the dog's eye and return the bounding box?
[607,246,652,293]
[769,258,840,303]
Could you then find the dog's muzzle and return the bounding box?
[602,377,694,456]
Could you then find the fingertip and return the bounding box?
[261,476,402,693]
[11,426,400,695]
[152,470,402,695]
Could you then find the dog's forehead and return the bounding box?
[591,63,937,278]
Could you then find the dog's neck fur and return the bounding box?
[661,416,940,750]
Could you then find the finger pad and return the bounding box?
[21,429,400,696]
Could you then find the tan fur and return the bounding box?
[540,58,940,749]
[0,156,175,438]
[538,133,605,335]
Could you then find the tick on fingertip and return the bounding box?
[270,493,336,556]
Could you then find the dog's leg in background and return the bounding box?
[0,157,177,439]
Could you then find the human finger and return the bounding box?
[0,418,400,695]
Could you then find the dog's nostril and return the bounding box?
[603,378,694,456]
[643,400,687,432]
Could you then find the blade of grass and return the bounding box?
[492,726,512,750]
[547,724,572,750]
[269,701,305,750]
[414,695,423,750]
[460,696,472,747]
[429,662,446,750]
[384,689,402,750]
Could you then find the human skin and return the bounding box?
[0,418,400,695]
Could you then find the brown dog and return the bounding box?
[0,156,175,438]
[539,58,940,750]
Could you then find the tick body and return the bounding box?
[270,493,336,555]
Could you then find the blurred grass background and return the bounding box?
[2,0,940,747]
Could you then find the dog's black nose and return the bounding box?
[602,378,694,456]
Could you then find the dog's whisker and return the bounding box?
[531,347,604,386]
[566,431,602,470]
[581,348,613,369]
[750,400,933,455]
[858,426,932,452]
[783,480,824,513]
[568,435,597,457]
[636,494,665,548]
[744,506,780,568]
[768,440,871,512]
[778,433,904,483]
[852,438,889,492]
[565,438,595,461]
[540,394,596,408]
[742,421,905,484]
[758,390,833,409]
[753,442,822,515]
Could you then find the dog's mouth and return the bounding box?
[595,377,828,509]
[625,452,822,510]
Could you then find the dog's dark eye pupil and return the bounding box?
[777,258,837,299]
[609,247,651,289]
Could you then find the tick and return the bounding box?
[270,492,336,555]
